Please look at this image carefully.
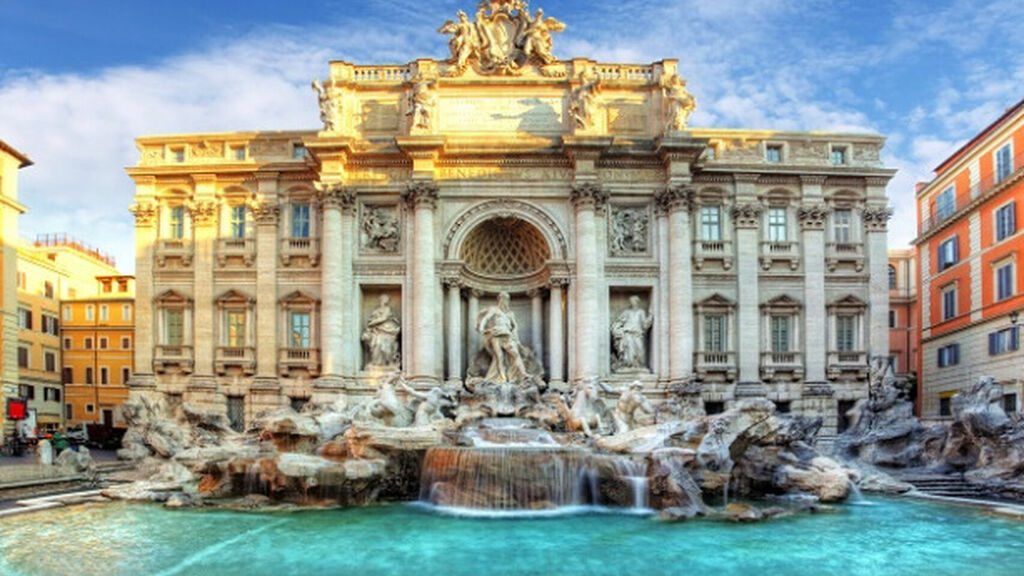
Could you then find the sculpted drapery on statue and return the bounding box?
[362,295,401,370]
[611,296,653,373]
[661,73,696,134]
[311,79,338,132]
[478,292,530,383]
[438,0,566,76]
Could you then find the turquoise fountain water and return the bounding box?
[1,498,1023,576]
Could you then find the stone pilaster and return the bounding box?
[190,178,218,389]
[798,198,831,384]
[731,183,763,393]
[863,203,893,361]
[316,184,356,388]
[571,182,607,382]
[252,179,281,387]
[658,185,695,385]
[548,278,567,387]
[467,290,481,364]
[129,196,158,390]
[403,181,440,383]
[655,198,670,380]
[444,276,463,385]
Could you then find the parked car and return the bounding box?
[66,424,89,445]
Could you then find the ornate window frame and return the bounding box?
[694,293,737,381]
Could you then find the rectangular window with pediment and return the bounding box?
[169,206,186,239]
[833,209,853,243]
[225,310,247,347]
[229,205,247,239]
[770,315,791,353]
[704,314,727,353]
[290,312,311,349]
[165,309,184,345]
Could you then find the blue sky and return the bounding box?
[2,0,1023,272]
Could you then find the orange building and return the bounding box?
[915,97,1024,418]
[62,275,135,427]
[888,248,919,409]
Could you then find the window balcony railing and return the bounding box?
[217,237,256,266]
[920,149,1024,236]
[760,241,800,271]
[694,351,737,381]
[278,347,320,377]
[826,242,865,272]
[827,350,869,379]
[155,239,193,267]
[154,345,193,374]
[216,346,256,375]
[693,239,733,270]
[280,237,320,267]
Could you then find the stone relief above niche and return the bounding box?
[360,205,401,254]
[609,205,650,256]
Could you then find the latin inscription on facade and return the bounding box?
[439,97,565,134]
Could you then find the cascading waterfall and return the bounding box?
[611,458,649,510]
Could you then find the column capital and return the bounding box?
[798,203,831,231]
[190,200,218,226]
[570,182,608,211]
[862,205,894,232]
[442,275,463,289]
[656,184,695,213]
[252,201,280,224]
[318,183,357,213]
[730,202,763,229]
[548,277,570,289]
[526,288,544,298]
[129,201,158,228]
[402,181,440,210]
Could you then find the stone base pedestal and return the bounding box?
[128,373,158,391]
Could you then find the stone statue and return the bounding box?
[362,295,401,369]
[350,372,413,428]
[570,68,601,130]
[611,296,653,373]
[662,73,696,133]
[476,292,530,384]
[407,76,437,133]
[516,9,565,65]
[599,380,654,434]
[361,206,399,253]
[610,207,649,255]
[564,378,607,437]
[399,379,454,427]
[311,79,337,132]
[439,11,479,75]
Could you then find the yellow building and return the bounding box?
[62,275,135,427]
[16,236,120,433]
[1,139,31,445]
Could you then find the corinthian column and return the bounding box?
[444,277,463,385]
[529,289,544,364]
[190,195,218,387]
[253,194,280,385]
[404,181,440,383]
[731,198,764,393]
[571,182,607,382]
[317,184,355,386]
[864,203,894,361]
[548,278,567,387]
[657,185,695,385]
[798,199,830,384]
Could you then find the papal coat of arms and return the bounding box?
[438,0,566,76]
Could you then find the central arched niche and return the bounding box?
[460,217,551,279]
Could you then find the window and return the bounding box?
[704,401,725,415]
[704,146,717,161]
[62,367,73,384]
[995,143,1013,183]
[996,202,1016,241]
[19,384,34,400]
[18,308,32,330]
[767,208,788,242]
[830,146,847,166]
[700,206,722,241]
[996,261,1015,301]
[1005,393,1018,414]
[85,305,94,321]
[16,272,25,289]
[62,306,72,321]
[704,314,727,353]
[291,203,311,238]
[770,315,791,353]
[44,388,61,402]
[941,285,957,321]
[122,367,131,384]
[99,305,108,321]
[292,144,307,160]
[85,367,94,385]
[225,310,247,347]
[939,397,952,417]
[935,186,956,221]
[101,280,112,293]
[774,401,792,414]
[889,310,897,328]
[888,265,897,290]
[989,327,1019,356]
[44,351,56,372]
[100,367,109,385]
[170,147,185,163]
[231,145,247,161]
[99,337,109,350]
[165,309,184,345]
[84,337,93,350]
[835,315,857,352]
[121,336,131,349]
[63,337,72,350]
[937,343,960,367]
[66,404,74,420]
[86,404,95,414]
[229,205,247,239]
[41,314,58,335]
[938,237,959,271]
[44,282,54,299]
[169,206,186,239]
[17,347,29,368]
[833,209,853,243]
[289,312,312,348]
[122,304,132,321]
[765,144,783,163]
[227,396,246,432]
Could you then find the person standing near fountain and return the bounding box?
[477,292,530,383]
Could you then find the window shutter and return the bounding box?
[953,344,960,364]
[1011,203,1017,234]
[953,238,960,262]
[1013,328,1020,351]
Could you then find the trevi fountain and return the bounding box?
[3,1,1024,575]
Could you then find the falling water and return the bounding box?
[612,458,650,511]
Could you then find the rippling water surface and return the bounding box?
[1,498,1023,576]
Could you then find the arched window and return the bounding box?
[888,265,897,290]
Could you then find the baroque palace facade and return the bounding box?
[127,1,894,436]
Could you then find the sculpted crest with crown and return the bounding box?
[438,0,566,76]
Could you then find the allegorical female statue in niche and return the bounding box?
[362,294,401,369]
[611,295,653,373]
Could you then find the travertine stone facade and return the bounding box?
[127,2,894,437]
[0,140,31,445]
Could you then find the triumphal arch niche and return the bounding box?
[129,0,895,435]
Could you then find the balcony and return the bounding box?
[279,348,320,377]
[693,239,733,270]
[760,351,804,380]
[920,149,1024,237]
[826,242,865,272]
[827,351,868,379]
[154,345,193,374]
[760,241,800,271]
[217,237,255,267]
[280,237,320,267]
[216,346,256,375]
[155,239,193,267]
[694,351,736,381]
